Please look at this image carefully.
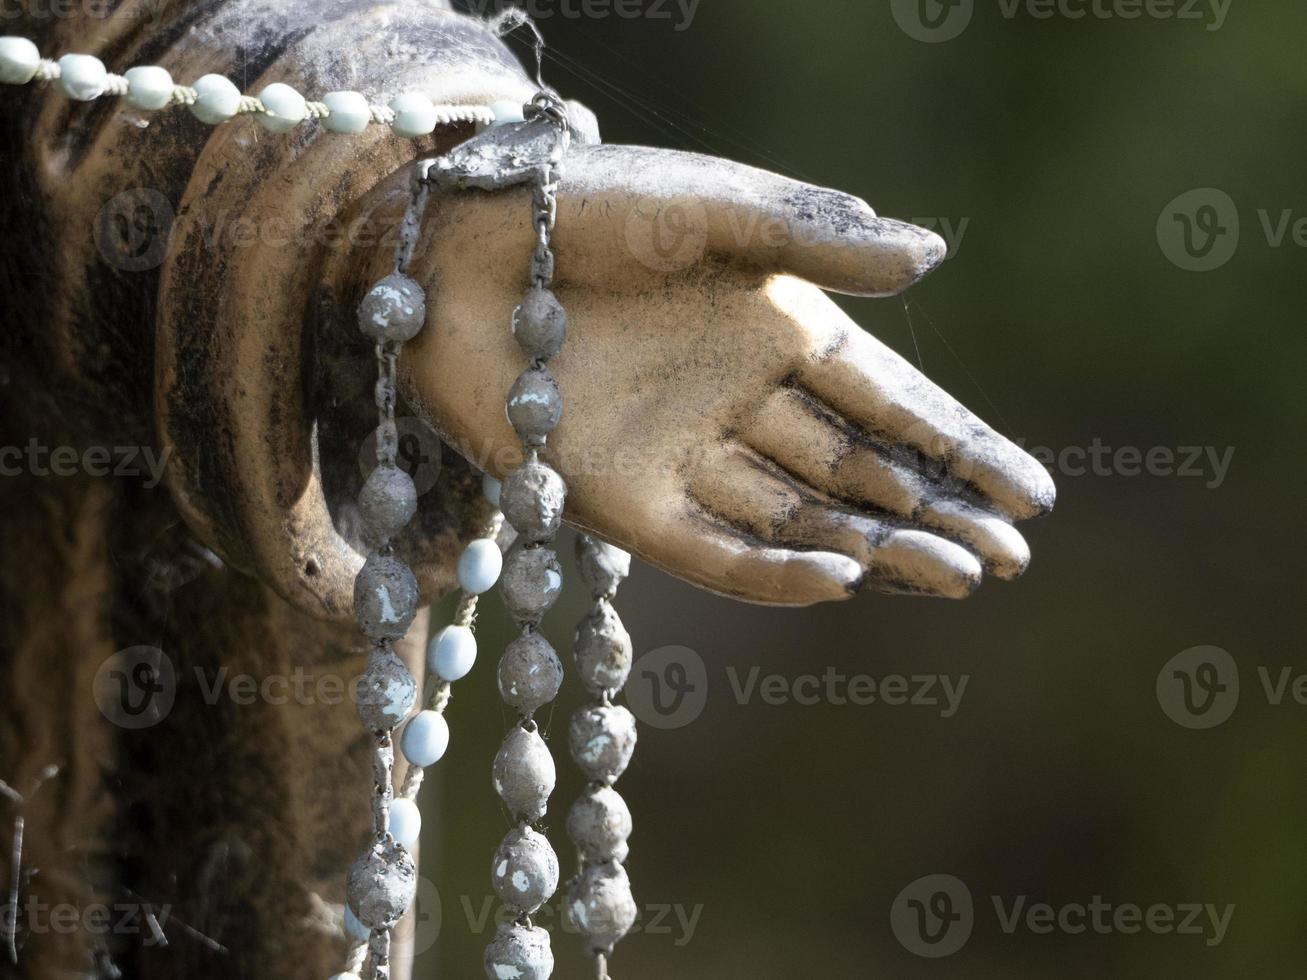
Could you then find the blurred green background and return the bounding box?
[420,0,1307,977]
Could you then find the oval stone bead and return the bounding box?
[124,66,173,110]
[497,632,563,717]
[506,368,563,442]
[356,649,418,733]
[347,840,417,930]
[492,725,555,821]
[500,460,566,545]
[400,709,450,767]
[357,273,426,343]
[569,704,638,785]
[573,601,633,696]
[484,922,553,980]
[353,555,420,640]
[427,624,477,682]
[322,90,371,133]
[576,536,633,599]
[359,464,418,543]
[457,538,503,595]
[567,786,633,865]
[190,73,241,124]
[500,546,563,627]
[512,288,567,362]
[256,81,306,132]
[491,826,559,913]
[566,862,638,953]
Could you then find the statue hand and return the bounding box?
[403,144,1054,606]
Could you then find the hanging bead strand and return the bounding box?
[566,536,639,978]
[483,96,573,980]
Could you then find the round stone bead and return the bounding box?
[506,369,562,442]
[497,632,563,717]
[567,786,633,865]
[356,648,418,733]
[576,537,632,599]
[347,839,417,930]
[256,81,306,133]
[512,288,567,362]
[567,862,638,953]
[493,725,555,821]
[400,709,450,767]
[573,602,633,696]
[359,464,418,543]
[569,705,637,786]
[343,904,370,943]
[123,66,174,110]
[457,538,503,595]
[0,37,40,85]
[482,472,502,506]
[56,54,106,101]
[489,98,526,128]
[500,546,563,628]
[427,624,476,682]
[491,826,560,913]
[500,461,566,545]
[358,273,426,343]
[390,91,437,137]
[353,554,420,640]
[484,922,553,980]
[322,90,371,134]
[190,73,242,124]
[387,797,422,849]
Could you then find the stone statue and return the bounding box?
[0,1,1053,977]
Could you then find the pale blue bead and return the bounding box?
[401,710,450,767]
[343,904,369,943]
[0,37,40,85]
[322,90,370,134]
[457,538,502,595]
[191,73,241,124]
[428,625,476,682]
[57,54,106,101]
[388,798,422,849]
[390,91,437,137]
[256,81,306,133]
[489,99,526,128]
[483,472,502,507]
[124,66,173,111]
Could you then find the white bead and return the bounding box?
[389,91,437,138]
[0,37,40,85]
[124,66,173,111]
[387,798,422,849]
[56,54,106,102]
[482,472,502,507]
[190,73,241,125]
[322,90,370,134]
[329,975,362,980]
[457,538,503,595]
[428,625,476,682]
[342,904,369,943]
[400,710,450,767]
[257,81,305,133]
[489,99,526,128]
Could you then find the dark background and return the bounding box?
[422,0,1307,977]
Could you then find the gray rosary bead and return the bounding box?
[498,631,564,717]
[501,546,563,627]
[569,704,638,786]
[354,555,421,640]
[576,536,632,599]
[512,287,567,362]
[346,839,417,930]
[356,647,418,733]
[566,862,638,954]
[567,786,633,865]
[573,601,633,696]
[500,459,567,544]
[493,724,557,821]
[484,922,554,980]
[358,273,427,343]
[359,465,418,543]
[507,368,563,442]
[491,826,560,913]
